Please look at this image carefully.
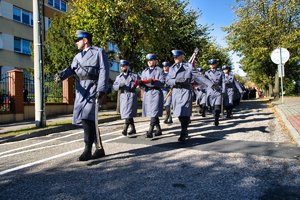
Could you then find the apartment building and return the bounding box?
[0,0,69,76]
[0,0,119,77]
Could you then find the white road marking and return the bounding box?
[0,123,147,156]
[0,115,219,175]
[0,127,149,175]
[0,119,125,147]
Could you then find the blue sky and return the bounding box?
[187,0,246,76]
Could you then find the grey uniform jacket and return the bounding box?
[222,73,243,106]
[166,62,212,117]
[194,73,208,106]
[141,66,164,117]
[59,46,109,124]
[162,72,172,107]
[205,69,223,106]
[113,71,139,119]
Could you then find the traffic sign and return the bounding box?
[271,48,290,64]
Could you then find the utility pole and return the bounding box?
[33,0,46,127]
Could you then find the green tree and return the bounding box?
[44,0,217,73]
[224,0,300,96]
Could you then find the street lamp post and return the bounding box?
[33,0,46,127]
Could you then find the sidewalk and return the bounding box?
[272,96,300,146]
[0,110,121,143]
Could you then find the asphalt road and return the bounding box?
[1,100,299,200]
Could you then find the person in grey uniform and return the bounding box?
[56,30,109,161]
[162,61,173,124]
[166,50,213,142]
[221,65,244,118]
[113,60,139,136]
[139,54,164,138]
[194,67,208,117]
[205,59,223,126]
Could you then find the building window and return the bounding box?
[13,6,33,26]
[22,10,30,25]
[14,38,21,52]
[61,1,67,12]
[48,0,67,12]
[14,37,31,55]
[13,7,21,21]
[48,0,54,6]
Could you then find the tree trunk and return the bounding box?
[268,76,273,98]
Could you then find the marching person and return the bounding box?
[113,59,139,136]
[162,61,173,124]
[222,65,244,118]
[139,54,164,138]
[55,30,109,161]
[166,50,213,142]
[194,67,208,117]
[205,59,223,126]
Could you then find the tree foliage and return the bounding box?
[224,0,300,91]
[44,0,230,74]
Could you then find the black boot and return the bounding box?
[128,123,136,135]
[178,117,189,142]
[199,106,203,114]
[226,109,231,119]
[167,116,173,124]
[228,108,233,118]
[214,116,219,126]
[146,125,154,138]
[163,116,168,124]
[155,124,162,136]
[201,107,206,117]
[122,121,130,136]
[214,106,221,126]
[164,107,171,124]
[78,144,92,161]
[91,148,105,159]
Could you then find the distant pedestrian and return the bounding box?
[138,54,164,138]
[162,61,173,124]
[113,59,139,136]
[55,30,109,161]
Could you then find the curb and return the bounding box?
[273,105,300,147]
[0,115,121,144]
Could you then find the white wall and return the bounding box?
[0,1,13,19]
[1,33,13,51]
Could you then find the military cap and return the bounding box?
[120,59,129,66]
[162,61,170,67]
[75,30,92,41]
[171,50,184,57]
[198,67,204,72]
[146,53,157,60]
[222,65,230,70]
[208,59,217,65]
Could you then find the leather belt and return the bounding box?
[79,76,98,80]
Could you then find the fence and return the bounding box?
[23,73,63,103]
[0,73,13,112]
[0,69,76,123]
